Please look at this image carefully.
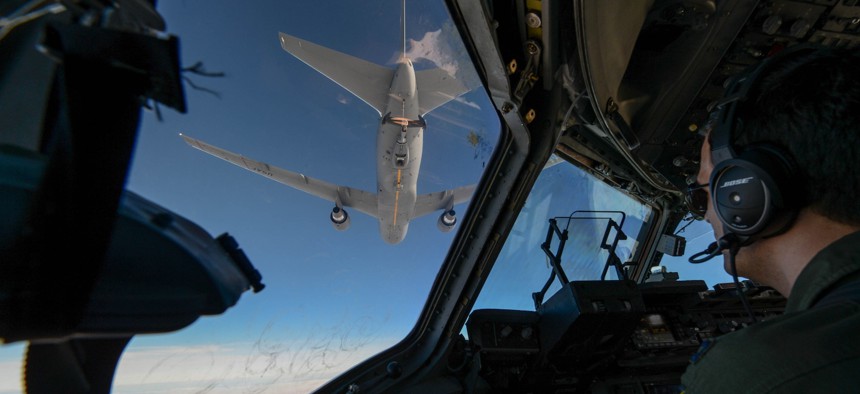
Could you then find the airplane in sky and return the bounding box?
[181,3,473,244]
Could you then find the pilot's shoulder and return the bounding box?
[682,307,860,393]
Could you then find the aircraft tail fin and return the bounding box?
[279,32,394,115]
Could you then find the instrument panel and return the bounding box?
[465,279,786,392]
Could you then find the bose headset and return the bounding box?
[688,45,830,322]
[704,46,823,245]
[687,45,832,264]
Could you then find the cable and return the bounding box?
[674,215,696,235]
[688,241,721,264]
[728,244,758,323]
[688,234,758,323]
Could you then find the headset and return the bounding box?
[691,46,829,320]
[705,46,823,243]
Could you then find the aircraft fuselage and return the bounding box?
[377,59,422,244]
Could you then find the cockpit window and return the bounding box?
[0,1,499,392]
[469,159,653,314]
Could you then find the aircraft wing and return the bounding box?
[180,134,379,217]
[410,184,476,219]
[416,68,470,116]
[278,32,394,116]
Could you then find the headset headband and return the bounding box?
[709,45,823,163]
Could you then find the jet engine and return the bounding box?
[437,210,457,232]
[330,206,350,231]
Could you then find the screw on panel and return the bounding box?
[386,361,403,379]
[525,12,541,28]
[507,59,517,75]
[605,97,618,113]
[525,109,536,124]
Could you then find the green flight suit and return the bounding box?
[681,230,860,393]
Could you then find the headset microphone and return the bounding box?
[688,234,738,264]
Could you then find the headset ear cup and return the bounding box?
[711,160,773,235]
[740,144,797,209]
[709,145,793,236]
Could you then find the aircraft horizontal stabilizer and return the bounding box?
[416,68,470,116]
[179,134,379,217]
[411,184,476,219]
[278,32,394,115]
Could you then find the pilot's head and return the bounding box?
[696,46,860,280]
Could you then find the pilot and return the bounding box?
[681,46,860,392]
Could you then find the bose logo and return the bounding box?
[720,176,754,188]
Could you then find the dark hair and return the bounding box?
[736,47,860,226]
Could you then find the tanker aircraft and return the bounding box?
[181,3,473,244]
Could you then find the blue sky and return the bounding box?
[0,1,734,392]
